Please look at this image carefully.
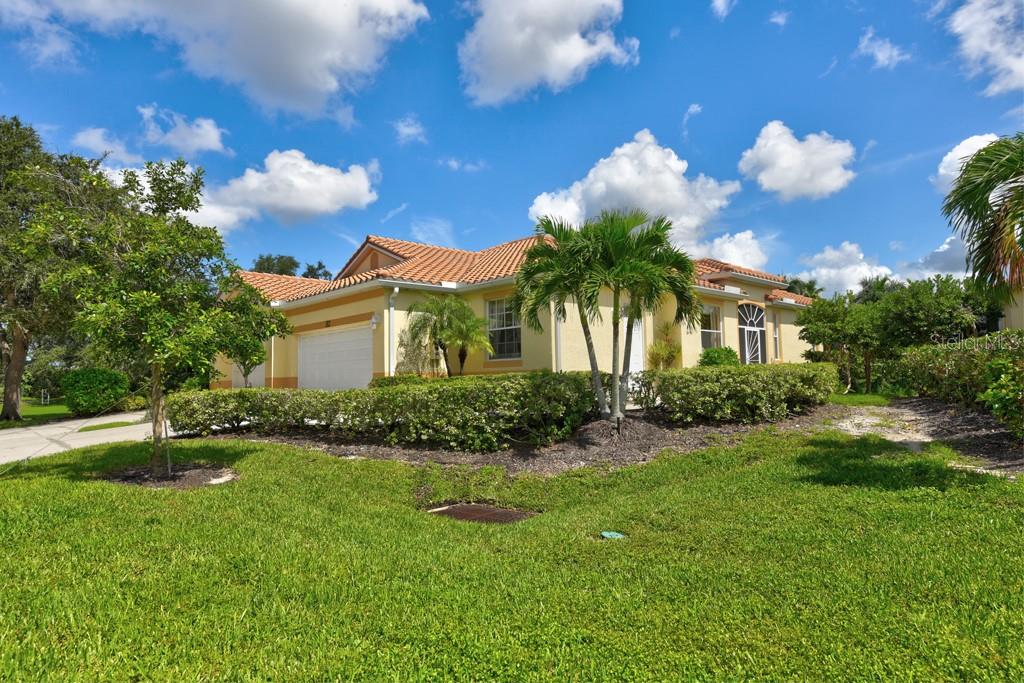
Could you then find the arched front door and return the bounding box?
[738,304,766,364]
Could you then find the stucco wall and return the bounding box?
[1003,295,1024,330]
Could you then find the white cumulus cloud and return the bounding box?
[738,120,857,201]
[700,230,769,270]
[769,11,789,27]
[195,149,380,232]
[1,0,429,118]
[900,235,969,279]
[854,26,910,69]
[529,129,742,252]
[71,127,141,165]
[797,241,893,295]
[458,0,639,106]
[948,0,1024,95]
[138,104,230,157]
[932,133,998,192]
[393,114,427,145]
[711,0,738,20]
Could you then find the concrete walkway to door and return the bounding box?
[0,411,166,466]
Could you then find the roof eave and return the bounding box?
[706,271,788,288]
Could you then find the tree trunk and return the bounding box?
[1,323,28,421]
[610,287,623,421]
[149,364,168,476]
[458,347,467,375]
[618,308,636,414]
[578,305,609,418]
[437,342,452,377]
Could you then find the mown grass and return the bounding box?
[77,420,141,433]
[830,392,893,406]
[0,399,71,430]
[0,430,1021,680]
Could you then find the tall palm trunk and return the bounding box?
[618,308,636,414]
[610,287,623,421]
[437,342,452,377]
[1,322,28,421]
[458,346,468,375]
[578,304,609,418]
[149,363,168,476]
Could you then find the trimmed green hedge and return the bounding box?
[367,374,430,388]
[60,368,130,416]
[167,371,595,452]
[698,347,740,366]
[896,329,1023,437]
[632,363,837,424]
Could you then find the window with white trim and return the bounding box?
[487,298,521,359]
[738,304,767,364]
[700,304,722,350]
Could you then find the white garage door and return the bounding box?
[298,327,373,389]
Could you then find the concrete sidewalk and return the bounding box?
[0,412,167,465]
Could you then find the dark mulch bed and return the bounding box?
[212,405,847,476]
[104,463,238,490]
[894,397,1024,473]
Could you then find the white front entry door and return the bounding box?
[298,327,373,389]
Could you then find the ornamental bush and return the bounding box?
[698,346,741,366]
[368,374,430,388]
[631,363,837,423]
[896,329,1023,437]
[61,368,130,416]
[167,371,595,452]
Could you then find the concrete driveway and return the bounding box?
[0,412,165,465]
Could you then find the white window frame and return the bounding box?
[738,303,767,365]
[772,312,780,361]
[700,304,723,350]
[486,297,522,360]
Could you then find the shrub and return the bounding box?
[61,368,130,416]
[699,346,740,366]
[168,371,596,452]
[368,374,430,388]
[631,363,837,423]
[895,329,1023,437]
[118,394,148,412]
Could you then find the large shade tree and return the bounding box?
[943,133,1024,298]
[1,117,121,421]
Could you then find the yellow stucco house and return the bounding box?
[214,235,814,389]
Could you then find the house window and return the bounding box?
[487,298,521,359]
[700,304,722,350]
[772,312,780,361]
[738,303,767,365]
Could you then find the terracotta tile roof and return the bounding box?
[238,270,332,301]
[695,258,787,284]
[241,233,808,305]
[766,288,814,306]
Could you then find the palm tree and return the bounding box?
[786,277,823,298]
[580,210,701,419]
[943,133,1024,297]
[513,217,610,417]
[406,294,486,377]
[854,275,903,303]
[443,313,493,375]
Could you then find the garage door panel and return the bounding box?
[298,327,373,389]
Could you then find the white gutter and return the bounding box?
[554,306,562,372]
[694,285,747,300]
[706,271,789,288]
[768,299,808,310]
[269,275,519,310]
[388,286,399,376]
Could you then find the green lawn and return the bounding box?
[829,392,893,406]
[77,420,141,433]
[1,431,1021,680]
[0,399,71,429]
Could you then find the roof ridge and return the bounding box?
[366,234,476,254]
[238,269,332,284]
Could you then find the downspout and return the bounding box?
[388,287,399,376]
[269,335,274,388]
[554,305,562,372]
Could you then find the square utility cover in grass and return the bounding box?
[0,431,1021,680]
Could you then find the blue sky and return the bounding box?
[1,0,1021,293]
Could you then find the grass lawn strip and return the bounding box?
[0,400,72,430]
[0,429,1021,679]
[78,420,143,433]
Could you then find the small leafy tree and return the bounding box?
[79,160,275,475]
[301,260,333,279]
[845,303,884,392]
[220,285,291,387]
[798,296,854,392]
[646,322,680,370]
[443,312,493,375]
[252,254,300,276]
